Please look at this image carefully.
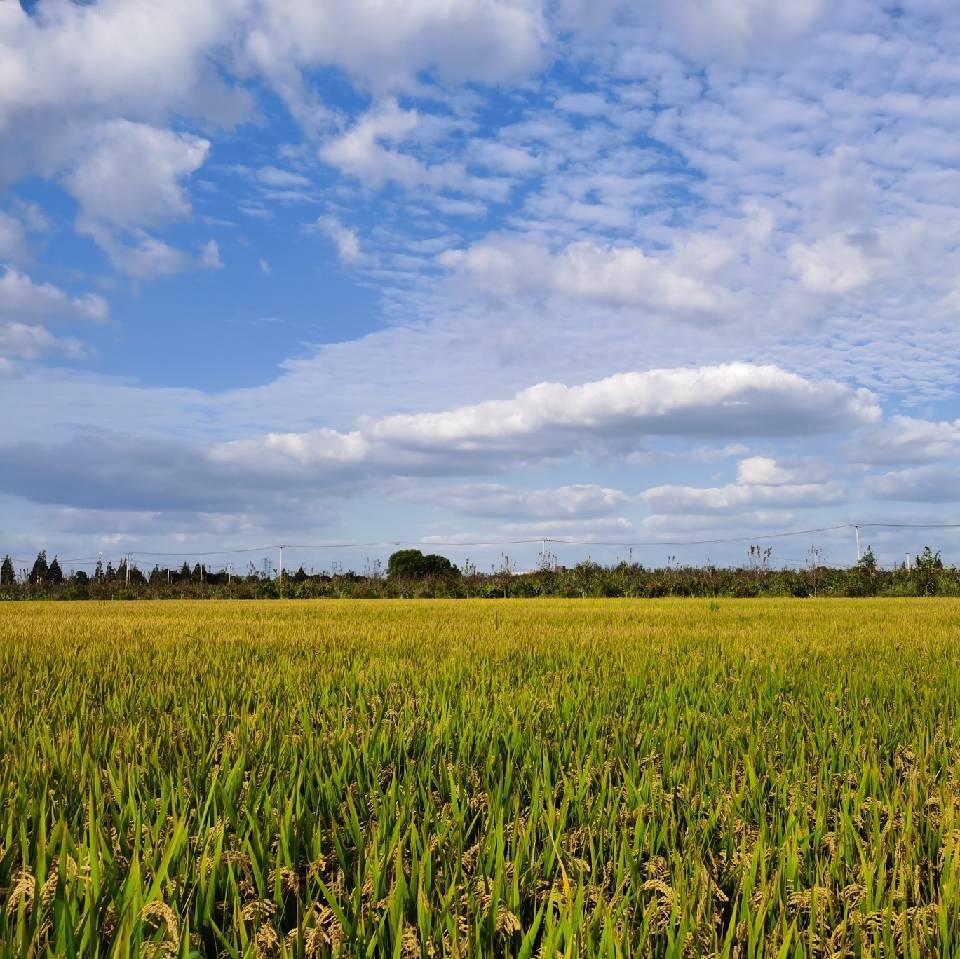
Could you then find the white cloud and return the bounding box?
[65,121,209,230]
[866,465,960,503]
[788,233,877,294]
[0,266,107,370]
[656,0,829,61]
[0,267,108,324]
[736,456,831,486]
[92,232,193,280]
[315,216,361,265]
[0,321,87,362]
[257,166,312,189]
[641,479,844,514]
[363,363,877,455]
[439,238,730,313]
[0,363,879,512]
[0,212,27,262]
[641,454,844,516]
[849,415,960,465]
[199,239,224,270]
[422,483,627,519]
[498,516,634,536]
[320,100,424,189]
[244,0,547,91]
[472,141,541,175]
[554,92,609,116]
[319,99,490,198]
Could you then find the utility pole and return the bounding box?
[125,552,130,586]
[279,545,284,597]
[854,525,861,563]
[905,552,912,571]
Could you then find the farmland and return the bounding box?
[1,600,959,957]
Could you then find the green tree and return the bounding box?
[387,549,458,579]
[853,546,879,596]
[48,556,64,585]
[0,555,14,585]
[914,546,942,596]
[29,550,49,585]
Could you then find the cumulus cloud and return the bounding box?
[65,121,209,230]
[361,363,878,456]
[641,479,844,514]
[244,0,547,91]
[0,212,27,262]
[419,483,627,520]
[0,363,878,512]
[0,322,88,363]
[641,454,845,515]
[472,141,541,175]
[656,0,829,61]
[788,233,877,294]
[849,416,960,465]
[736,456,832,486]
[319,100,424,188]
[92,232,194,280]
[0,267,108,324]
[866,465,960,503]
[318,99,499,199]
[0,266,107,369]
[439,238,732,313]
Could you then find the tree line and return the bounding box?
[2,545,958,599]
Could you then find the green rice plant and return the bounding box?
[0,599,958,957]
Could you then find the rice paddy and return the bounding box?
[1,598,959,957]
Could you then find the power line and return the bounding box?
[6,521,960,565]
[132,545,279,557]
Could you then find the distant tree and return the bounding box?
[0,555,14,585]
[74,570,89,585]
[48,556,64,584]
[914,546,943,596]
[387,549,458,579]
[192,563,202,582]
[293,566,308,582]
[29,551,49,585]
[94,558,104,580]
[104,561,115,581]
[179,562,191,582]
[854,546,879,596]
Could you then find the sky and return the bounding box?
[3,0,960,574]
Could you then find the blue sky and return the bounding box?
[3,0,960,573]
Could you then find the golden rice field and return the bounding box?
[2,600,960,958]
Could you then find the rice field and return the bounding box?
[1,599,959,958]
